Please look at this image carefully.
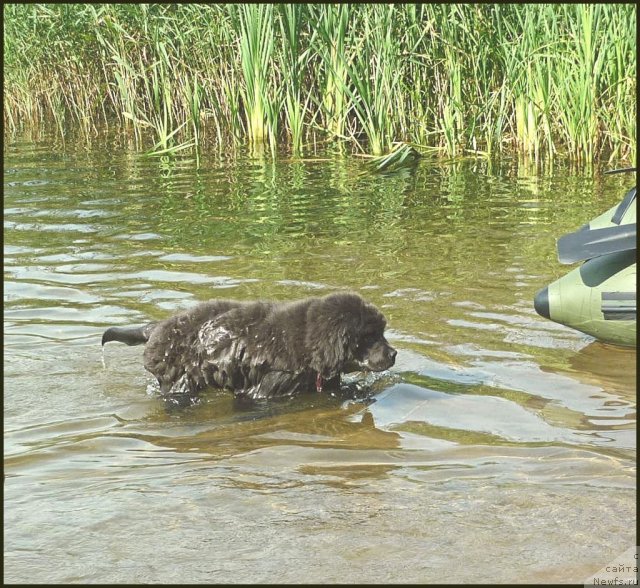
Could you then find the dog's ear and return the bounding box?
[306,299,355,378]
[307,321,349,379]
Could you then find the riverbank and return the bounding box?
[3,4,636,163]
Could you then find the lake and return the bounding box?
[4,135,636,583]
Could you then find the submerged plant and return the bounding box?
[366,142,421,172]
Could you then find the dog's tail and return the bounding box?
[101,323,158,346]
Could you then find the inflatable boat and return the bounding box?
[534,168,636,347]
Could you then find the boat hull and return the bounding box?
[535,250,636,347]
[534,180,636,347]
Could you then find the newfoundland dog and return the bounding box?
[102,292,396,400]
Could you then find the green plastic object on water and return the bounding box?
[534,172,636,347]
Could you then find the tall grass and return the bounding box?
[309,4,352,143]
[228,4,278,153]
[3,3,636,164]
[277,4,311,156]
[344,4,402,156]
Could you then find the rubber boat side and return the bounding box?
[534,176,636,347]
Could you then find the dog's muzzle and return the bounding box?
[357,343,397,372]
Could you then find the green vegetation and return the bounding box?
[3,3,636,163]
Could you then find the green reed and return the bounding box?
[348,4,402,156]
[308,4,352,143]
[3,3,636,164]
[277,4,309,156]
[228,4,277,151]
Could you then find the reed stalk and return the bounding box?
[228,4,277,147]
[309,4,351,142]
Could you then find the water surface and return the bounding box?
[4,136,636,583]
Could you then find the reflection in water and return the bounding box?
[563,341,636,398]
[3,137,636,583]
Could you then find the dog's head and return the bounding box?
[307,292,396,379]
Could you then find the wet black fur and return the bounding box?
[102,292,396,399]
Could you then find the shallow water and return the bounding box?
[4,135,636,583]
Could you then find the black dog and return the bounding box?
[102,292,396,399]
